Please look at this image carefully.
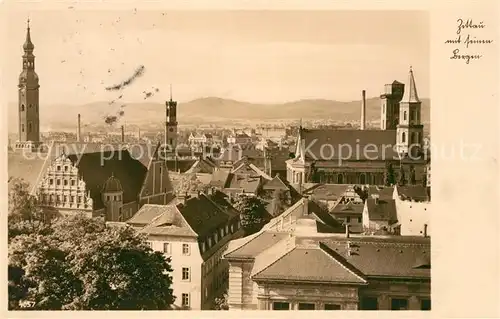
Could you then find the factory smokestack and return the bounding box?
[361,90,366,130]
[77,114,81,142]
[121,125,125,143]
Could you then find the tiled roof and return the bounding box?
[262,175,289,191]
[8,142,156,208]
[396,185,429,202]
[178,193,239,238]
[210,169,230,188]
[166,159,197,173]
[185,158,218,174]
[67,150,147,210]
[367,186,394,201]
[252,246,367,284]
[365,198,398,222]
[127,204,168,226]
[127,204,197,237]
[224,231,289,259]
[321,236,431,279]
[298,128,398,161]
[303,184,350,201]
[331,201,364,215]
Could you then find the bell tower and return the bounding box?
[165,84,178,150]
[16,19,41,151]
[396,66,424,157]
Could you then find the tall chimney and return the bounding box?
[345,224,350,238]
[361,90,366,130]
[423,223,428,237]
[77,114,81,142]
[121,125,125,143]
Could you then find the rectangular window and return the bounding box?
[346,216,351,223]
[361,297,378,310]
[78,196,82,203]
[64,180,68,186]
[357,217,362,223]
[49,179,54,185]
[391,298,408,310]
[71,180,75,186]
[64,166,68,171]
[181,293,190,307]
[272,302,290,310]
[70,196,75,203]
[163,242,171,254]
[182,267,190,281]
[22,124,25,132]
[57,166,61,171]
[421,299,431,311]
[298,303,315,310]
[182,243,190,255]
[56,179,61,185]
[324,304,341,310]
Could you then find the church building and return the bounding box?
[8,21,175,221]
[286,67,428,186]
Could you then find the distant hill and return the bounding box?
[7,96,430,132]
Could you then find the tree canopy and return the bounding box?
[174,173,209,195]
[269,189,291,217]
[233,195,271,236]
[8,179,175,310]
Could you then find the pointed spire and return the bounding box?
[23,18,34,52]
[401,65,420,103]
[169,84,173,102]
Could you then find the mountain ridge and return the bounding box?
[7,96,430,132]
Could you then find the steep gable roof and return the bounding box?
[298,128,398,161]
[262,175,289,191]
[252,246,368,284]
[366,198,398,222]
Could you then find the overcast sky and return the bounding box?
[4,10,429,105]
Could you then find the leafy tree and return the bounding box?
[233,195,271,236]
[354,186,369,202]
[8,214,175,310]
[213,291,229,310]
[398,166,407,186]
[8,178,53,240]
[409,165,417,185]
[384,163,395,186]
[174,173,209,195]
[270,189,291,217]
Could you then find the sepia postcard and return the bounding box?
[1,0,498,318]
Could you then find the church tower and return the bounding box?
[165,85,178,150]
[380,80,404,130]
[396,66,424,157]
[17,19,41,151]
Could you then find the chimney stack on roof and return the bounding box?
[77,114,81,142]
[361,90,366,130]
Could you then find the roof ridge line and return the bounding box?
[319,242,368,284]
[251,243,296,279]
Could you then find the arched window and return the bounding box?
[402,132,406,143]
[21,124,25,132]
[360,174,366,184]
[21,104,25,111]
[404,111,407,121]
[337,174,344,184]
[28,123,32,133]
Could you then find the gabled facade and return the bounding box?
[126,190,244,310]
[224,217,431,311]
